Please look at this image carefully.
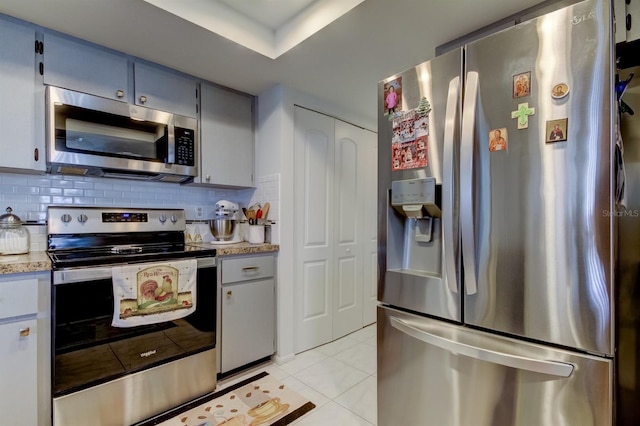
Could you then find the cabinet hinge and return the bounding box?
[39,62,44,75]
[34,41,43,55]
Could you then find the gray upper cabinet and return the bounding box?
[0,16,45,172]
[198,82,255,188]
[134,62,198,118]
[43,32,129,102]
[43,33,197,117]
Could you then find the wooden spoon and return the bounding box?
[262,202,270,220]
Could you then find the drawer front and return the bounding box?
[221,255,274,284]
[0,278,38,320]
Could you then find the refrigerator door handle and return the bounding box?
[460,71,479,295]
[443,76,460,294]
[390,316,574,378]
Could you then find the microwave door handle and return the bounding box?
[460,71,479,295]
[390,316,574,378]
[443,76,460,294]
[167,123,175,164]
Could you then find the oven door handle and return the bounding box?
[54,268,113,284]
[53,257,216,285]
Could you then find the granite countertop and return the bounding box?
[0,242,279,275]
[187,242,279,256]
[0,251,51,274]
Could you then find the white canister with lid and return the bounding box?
[0,207,30,255]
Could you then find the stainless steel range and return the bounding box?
[48,206,217,426]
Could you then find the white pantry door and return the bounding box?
[332,121,363,339]
[332,121,378,337]
[360,128,378,326]
[294,107,378,352]
[294,107,335,353]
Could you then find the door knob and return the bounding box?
[19,327,30,337]
[116,89,125,98]
[139,95,147,104]
[227,290,232,297]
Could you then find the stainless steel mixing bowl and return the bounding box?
[209,218,236,241]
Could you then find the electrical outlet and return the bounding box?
[195,206,204,219]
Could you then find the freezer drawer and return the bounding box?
[377,306,612,426]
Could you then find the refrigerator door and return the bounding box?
[378,48,463,322]
[378,306,613,426]
[460,0,614,355]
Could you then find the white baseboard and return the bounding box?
[273,353,296,365]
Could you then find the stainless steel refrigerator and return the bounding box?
[377,0,640,425]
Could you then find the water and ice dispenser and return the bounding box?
[387,177,442,276]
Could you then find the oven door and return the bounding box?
[52,257,216,397]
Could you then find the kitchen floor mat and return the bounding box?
[134,371,316,426]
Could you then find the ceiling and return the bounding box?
[142,0,367,59]
[0,0,548,128]
[217,0,320,30]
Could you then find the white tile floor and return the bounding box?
[216,324,377,426]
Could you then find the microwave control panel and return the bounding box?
[175,127,195,166]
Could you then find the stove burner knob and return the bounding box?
[77,214,88,223]
[159,214,167,223]
[61,214,72,223]
[170,214,178,224]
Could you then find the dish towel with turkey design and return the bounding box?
[111,259,197,327]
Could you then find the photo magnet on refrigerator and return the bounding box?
[545,118,568,143]
[391,109,428,170]
[383,77,402,117]
[552,83,569,99]
[489,128,508,152]
[513,72,531,98]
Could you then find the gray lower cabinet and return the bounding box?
[218,254,275,375]
[0,272,51,426]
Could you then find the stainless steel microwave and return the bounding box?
[46,86,198,182]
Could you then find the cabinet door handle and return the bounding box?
[139,95,147,104]
[19,327,30,337]
[227,290,232,297]
[34,148,39,162]
[116,89,125,98]
[242,266,259,271]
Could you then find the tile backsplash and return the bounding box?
[239,173,280,244]
[25,223,47,252]
[0,172,248,222]
[0,171,281,248]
